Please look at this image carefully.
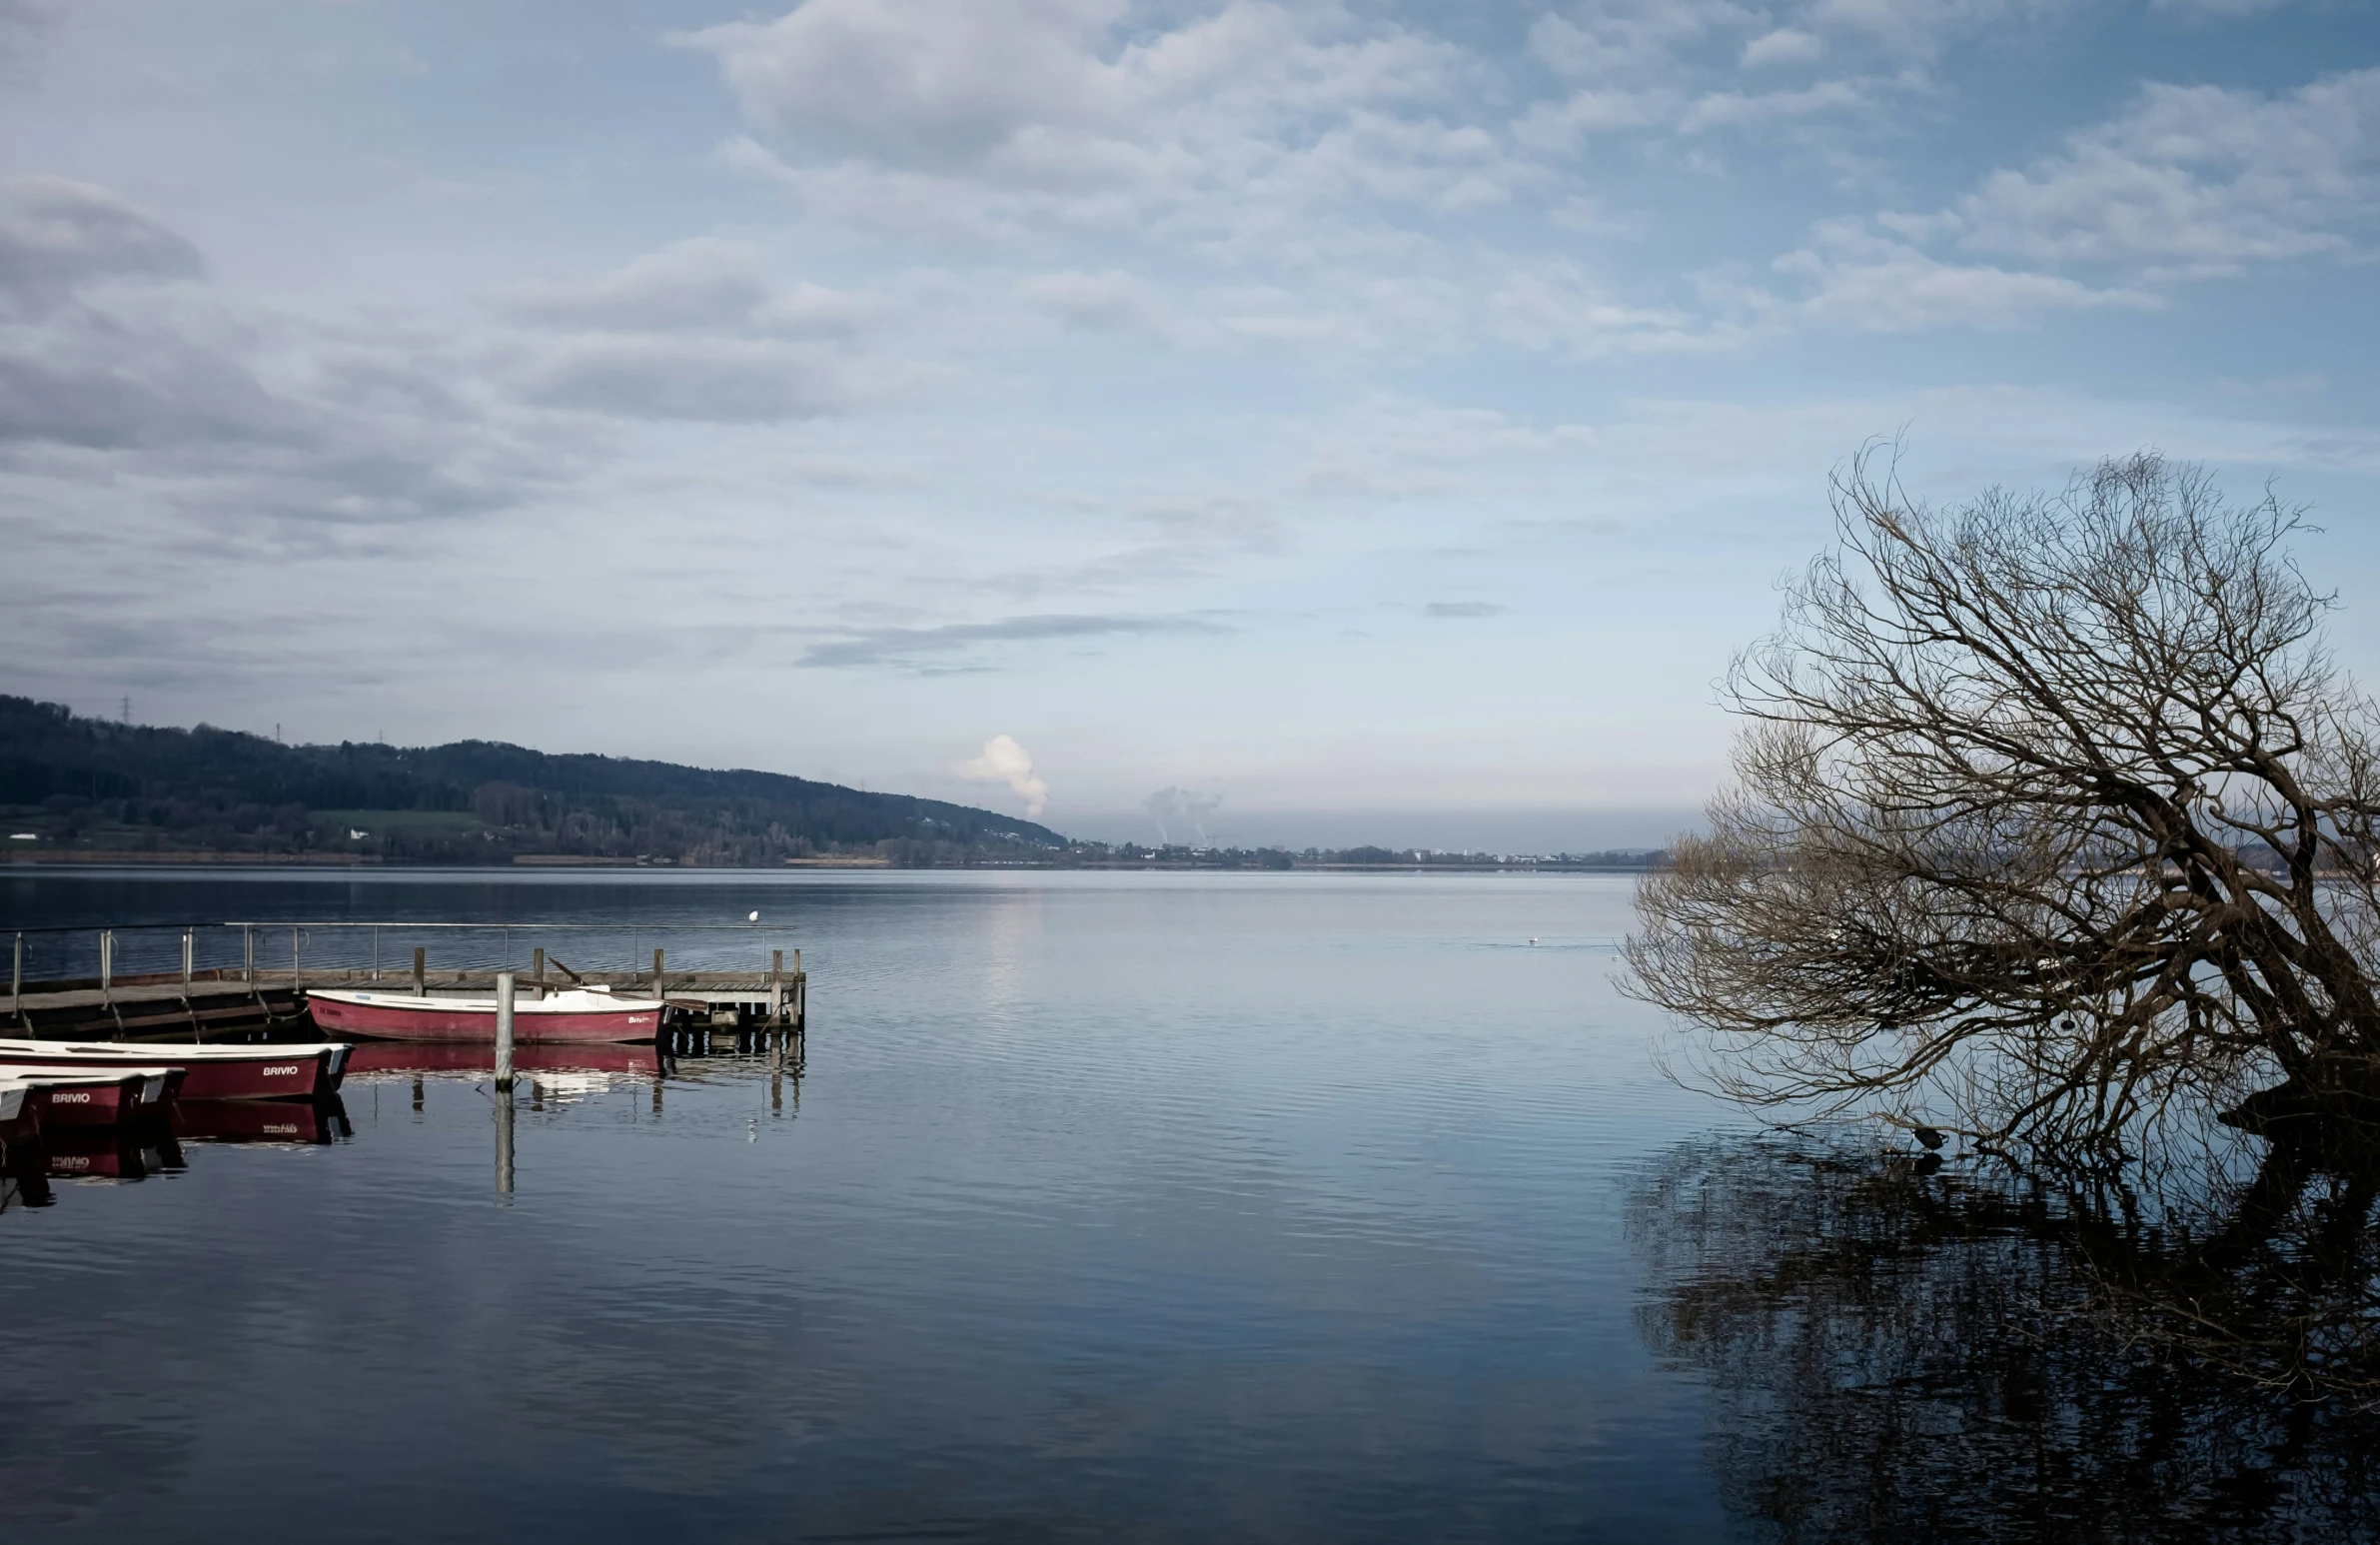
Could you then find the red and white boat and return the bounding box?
[0,1037,350,1101]
[304,987,664,1042]
[3,1067,184,1128]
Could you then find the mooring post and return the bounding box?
[414,946,427,998]
[533,946,546,990]
[651,946,664,999]
[181,927,194,988]
[292,925,302,989]
[243,925,255,987]
[495,970,516,1092]
[100,928,113,1004]
[769,947,784,1021]
[10,931,20,1016]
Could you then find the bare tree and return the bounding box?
[1625,449,2380,1152]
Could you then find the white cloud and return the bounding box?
[0,174,202,304]
[1905,68,2380,279]
[0,178,582,532]
[1770,221,2162,330]
[692,1,1513,251]
[955,733,1050,815]
[502,238,885,337]
[1514,0,2023,150]
[1016,267,1180,335]
[1742,28,1824,67]
[501,240,912,423]
[1486,265,1738,355]
[1739,67,2380,330]
[514,335,916,423]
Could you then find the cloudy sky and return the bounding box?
[4,0,2378,847]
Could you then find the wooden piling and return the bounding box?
[99,929,113,1005]
[652,946,665,999]
[533,946,546,990]
[414,946,427,998]
[495,970,516,1091]
[181,928,194,988]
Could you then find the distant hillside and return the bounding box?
[0,695,1063,864]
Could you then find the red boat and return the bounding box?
[7,1067,184,1128]
[305,987,663,1042]
[0,1037,350,1101]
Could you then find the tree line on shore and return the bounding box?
[0,697,1663,871]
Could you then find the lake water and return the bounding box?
[3,868,2375,1543]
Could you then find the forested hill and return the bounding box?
[0,695,1064,864]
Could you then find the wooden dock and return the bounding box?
[3,972,312,1040]
[5,932,806,1043]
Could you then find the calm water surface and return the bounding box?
[2,869,2373,1543]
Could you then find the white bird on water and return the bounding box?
[748,910,759,922]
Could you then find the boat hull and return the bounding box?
[306,991,660,1043]
[0,1045,335,1101]
[19,1070,182,1128]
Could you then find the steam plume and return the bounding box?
[1142,786,1222,844]
[956,735,1049,817]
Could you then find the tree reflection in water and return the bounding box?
[1632,1131,2380,1542]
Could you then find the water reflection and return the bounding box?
[332,1029,804,1196]
[0,1021,804,1210]
[0,1097,356,1207]
[177,1097,347,1144]
[1633,1132,2380,1542]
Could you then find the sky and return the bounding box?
[4,0,2378,849]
